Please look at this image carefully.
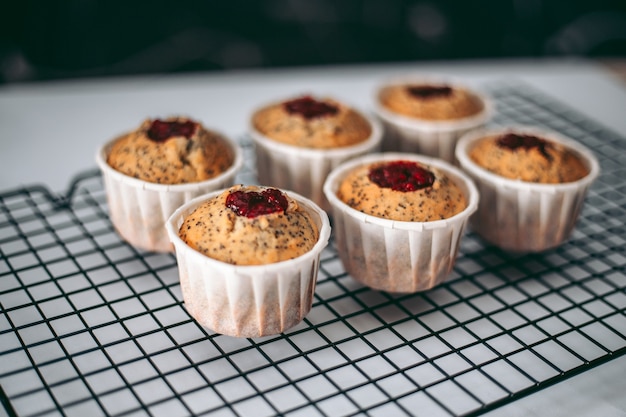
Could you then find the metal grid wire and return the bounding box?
[1,82,625,417]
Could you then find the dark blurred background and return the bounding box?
[2,0,626,84]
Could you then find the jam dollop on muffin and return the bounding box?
[107,117,235,184]
[336,160,467,222]
[468,132,589,183]
[251,95,373,148]
[378,83,485,121]
[179,185,319,265]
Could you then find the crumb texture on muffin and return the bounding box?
[107,117,234,184]
[379,84,484,120]
[469,133,589,183]
[252,95,373,148]
[179,185,319,265]
[336,161,467,221]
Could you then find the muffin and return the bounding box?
[250,94,382,210]
[455,127,600,252]
[373,78,492,162]
[96,117,243,252]
[323,153,479,293]
[166,185,331,337]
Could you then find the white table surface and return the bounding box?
[1,57,625,417]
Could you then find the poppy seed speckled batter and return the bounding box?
[379,83,485,120]
[252,95,372,148]
[337,160,467,222]
[469,133,589,183]
[179,185,319,265]
[107,117,234,184]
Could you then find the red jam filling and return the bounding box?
[147,119,197,142]
[226,188,289,218]
[369,161,435,192]
[406,85,453,99]
[497,133,552,161]
[283,96,339,119]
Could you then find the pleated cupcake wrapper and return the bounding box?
[249,108,383,212]
[323,153,479,293]
[373,78,493,163]
[165,190,331,338]
[96,137,243,253]
[455,126,600,252]
[377,119,489,163]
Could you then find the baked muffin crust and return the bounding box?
[179,185,319,265]
[469,133,589,183]
[107,117,234,184]
[379,83,484,120]
[337,160,467,221]
[252,95,373,148]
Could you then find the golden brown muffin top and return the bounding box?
[468,133,589,183]
[107,117,234,184]
[379,83,485,120]
[179,185,319,265]
[252,95,373,148]
[337,160,467,221]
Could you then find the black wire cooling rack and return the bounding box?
[1,82,625,417]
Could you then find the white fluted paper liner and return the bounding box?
[249,104,383,211]
[323,153,479,293]
[96,135,243,253]
[165,190,331,338]
[455,126,600,252]
[373,77,493,162]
